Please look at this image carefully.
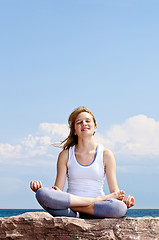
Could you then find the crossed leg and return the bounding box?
[36,187,127,218]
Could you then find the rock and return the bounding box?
[0,212,159,240]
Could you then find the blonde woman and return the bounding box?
[30,107,135,218]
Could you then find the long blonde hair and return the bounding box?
[60,106,97,149]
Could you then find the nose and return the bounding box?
[82,120,87,126]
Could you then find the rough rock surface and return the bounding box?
[0,212,159,240]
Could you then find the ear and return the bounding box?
[93,126,97,135]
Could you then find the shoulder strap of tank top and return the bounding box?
[96,144,104,164]
[68,145,75,165]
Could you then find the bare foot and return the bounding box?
[95,190,125,202]
[109,190,125,201]
[52,186,62,191]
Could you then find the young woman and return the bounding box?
[30,106,135,218]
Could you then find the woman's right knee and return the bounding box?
[36,187,49,205]
[35,187,71,210]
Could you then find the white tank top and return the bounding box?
[67,144,105,198]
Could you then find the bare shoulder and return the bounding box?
[103,148,116,166]
[58,149,69,164]
[103,148,114,159]
[59,149,69,158]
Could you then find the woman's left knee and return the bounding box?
[113,199,127,217]
[94,198,127,218]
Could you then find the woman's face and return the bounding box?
[74,112,97,137]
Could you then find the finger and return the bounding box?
[127,195,132,207]
[39,181,42,188]
[36,181,40,189]
[127,195,131,201]
[132,197,135,205]
[126,195,131,205]
[36,181,41,190]
[33,181,37,191]
[130,196,135,202]
[30,181,33,189]
[130,196,135,205]
[30,181,36,191]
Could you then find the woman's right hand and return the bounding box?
[30,181,42,192]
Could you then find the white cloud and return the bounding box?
[39,123,69,138]
[0,123,68,165]
[0,143,22,159]
[0,115,159,166]
[95,115,159,157]
[22,134,52,157]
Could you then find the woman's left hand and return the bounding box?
[123,195,135,208]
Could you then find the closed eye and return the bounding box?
[76,121,82,124]
[76,118,92,124]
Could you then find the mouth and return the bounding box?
[81,128,90,131]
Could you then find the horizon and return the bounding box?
[1,208,159,210]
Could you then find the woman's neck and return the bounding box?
[75,137,97,152]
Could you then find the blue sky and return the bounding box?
[0,0,159,209]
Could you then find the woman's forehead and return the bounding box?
[75,112,93,121]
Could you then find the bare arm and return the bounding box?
[30,149,68,192]
[103,148,135,208]
[103,148,119,193]
[53,149,68,191]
